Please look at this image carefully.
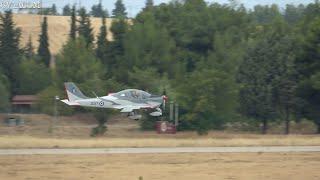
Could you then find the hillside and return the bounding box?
[13,14,114,55]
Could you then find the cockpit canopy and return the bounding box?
[115,89,151,99]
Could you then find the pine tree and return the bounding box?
[144,0,154,11]
[112,0,127,18]
[91,3,109,17]
[62,4,71,16]
[276,64,298,134]
[284,4,305,25]
[51,4,57,15]
[37,16,51,67]
[0,11,21,94]
[96,14,108,61]
[105,18,128,77]
[272,34,300,135]
[144,0,153,10]
[24,35,34,59]
[78,8,94,47]
[69,5,77,40]
[38,8,51,15]
[238,39,277,134]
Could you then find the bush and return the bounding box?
[36,85,73,115]
[91,110,108,137]
[0,72,10,112]
[139,111,160,130]
[91,125,107,137]
[16,58,51,94]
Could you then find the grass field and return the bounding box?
[0,153,319,180]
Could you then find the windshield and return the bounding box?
[115,89,151,99]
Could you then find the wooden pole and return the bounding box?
[169,101,174,122]
[175,103,179,127]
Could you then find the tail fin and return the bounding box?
[64,82,88,102]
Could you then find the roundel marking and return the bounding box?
[99,101,104,106]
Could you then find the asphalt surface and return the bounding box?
[0,146,320,155]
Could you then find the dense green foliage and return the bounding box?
[56,38,104,89]
[16,58,51,94]
[1,1,320,134]
[296,16,320,133]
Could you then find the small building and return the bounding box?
[11,95,38,113]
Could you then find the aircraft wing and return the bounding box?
[120,106,138,113]
[114,104,155,113]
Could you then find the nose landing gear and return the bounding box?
[149,108,162,117]
[127,111,142,120]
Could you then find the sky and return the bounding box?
[18,0,317,17]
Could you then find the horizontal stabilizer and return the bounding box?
[120,107,136,113]
[61,99,80,106]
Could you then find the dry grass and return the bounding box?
[1,113,320,148]
[0,153,319,180]
[0,135,320,149]
[14,14,115,54]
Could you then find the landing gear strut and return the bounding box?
[127,111,142,120]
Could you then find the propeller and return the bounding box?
[162,88,168,111]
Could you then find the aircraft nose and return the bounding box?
[163,95,168,101]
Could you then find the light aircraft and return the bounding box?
[61,82,168,120]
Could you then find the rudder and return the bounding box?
[64,82,88,101]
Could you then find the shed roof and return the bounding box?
[12,95,38,105]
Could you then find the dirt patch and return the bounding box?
[0,113,97,138]
[0,153,319,180]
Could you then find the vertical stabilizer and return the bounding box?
[64,82,88,102]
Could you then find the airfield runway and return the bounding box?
[0,146,320,155]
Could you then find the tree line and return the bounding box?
[32,2,110,17]
[0,0,320,135]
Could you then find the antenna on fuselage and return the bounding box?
[92,91,99,98]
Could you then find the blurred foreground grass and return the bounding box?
[0,135,319,148]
